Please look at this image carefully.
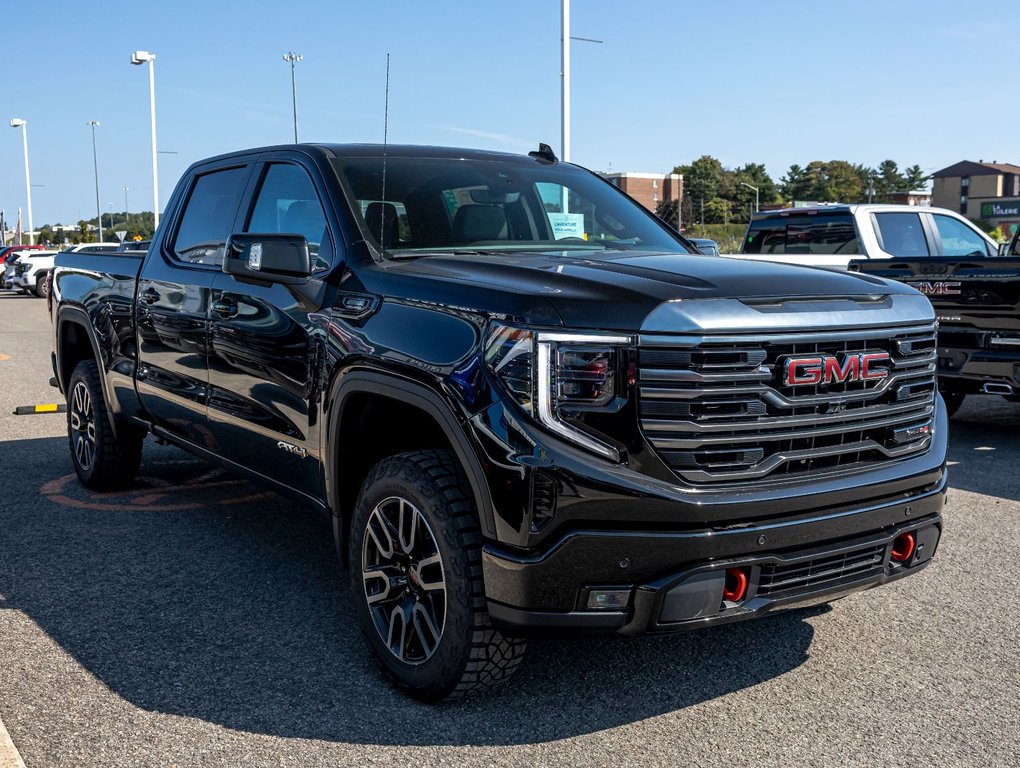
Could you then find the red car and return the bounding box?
[0,244,43,265]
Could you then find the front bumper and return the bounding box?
[484,477,945,637]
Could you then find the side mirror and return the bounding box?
[999,241,1011,257]
[223,233,311,285]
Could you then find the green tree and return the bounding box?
[674,155,724,209]
[873,159,905,201]
[780,164,812,201]
[903,164,930,191]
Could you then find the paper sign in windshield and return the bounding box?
[547,212,585,240]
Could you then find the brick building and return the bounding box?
[602,172,682,212]
[932,160,1020,235]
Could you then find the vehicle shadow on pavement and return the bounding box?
[945,398,1020,503]
[0,437,823,746]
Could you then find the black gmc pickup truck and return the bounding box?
[51,143,947,701]
[850,246,1020,416]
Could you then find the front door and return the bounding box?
[206,161,336,498]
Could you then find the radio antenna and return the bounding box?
[379,53,390,252]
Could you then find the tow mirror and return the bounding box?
[223,233,311,285]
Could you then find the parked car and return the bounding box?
[0,244,43,266]
[736,204,998,269]
[12,244,116,298]
[116,240,150,253]
[688,237,720,256]
[2,250,39,289]
[12,250,61,297]
[850,229,1020,415]
[52,142,946,701]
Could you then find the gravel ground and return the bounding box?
[1,292,1018,767]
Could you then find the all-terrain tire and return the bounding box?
[349,449,526,702]
[67,359,143,490]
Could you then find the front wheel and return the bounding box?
[349,449,526,702]
[67,359,143,490]
[35,272,50,299]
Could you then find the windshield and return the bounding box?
[331,155,691,257]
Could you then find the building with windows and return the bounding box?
[602,172,682,212]
[932,160,1020,234]
[888,190,932,207]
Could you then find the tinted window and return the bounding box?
[172,166,249,266]
[246,163,333,270]
[932,214,990,258]
[874,213,929,257]
[743,214,858,255]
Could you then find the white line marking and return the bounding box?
[0,714,26,768]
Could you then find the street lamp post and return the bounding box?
[123,187,129,215]
[9,119,33,245]
[131,50,159,230]
[740,182,760,214]
[87,120,104,242]
[282,52,302,143]
[560,1,603,164]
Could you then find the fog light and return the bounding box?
[586,589,631,611]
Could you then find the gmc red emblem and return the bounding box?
[781,352,891,386]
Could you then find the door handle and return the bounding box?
[141,287,160,304]
[212,297,238,318]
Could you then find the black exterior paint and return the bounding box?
[52,143,948,636]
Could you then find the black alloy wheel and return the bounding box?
[362,496,448,664]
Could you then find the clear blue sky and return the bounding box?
[4,0,1019,226]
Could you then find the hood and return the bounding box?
[378,249,928,332]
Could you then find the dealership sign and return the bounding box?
[980,200,1020,218]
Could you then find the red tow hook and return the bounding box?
[891,532,916,563]
[723,567,749,602]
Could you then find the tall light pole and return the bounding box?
[87,120,104,242]
[123,187,129,215]
[560,2,602,164]
[282,52,302,143]
[131,50,159,230]
[740,182,760,214]
[9,119,33,245]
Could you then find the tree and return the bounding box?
[903,164,930,192]
[873,159,905,201]
[780,164,812,201]
[674,155,724,209]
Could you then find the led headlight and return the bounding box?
[484,323,633,461]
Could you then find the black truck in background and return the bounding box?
[51,143,947,701]
[850,238,1020,416]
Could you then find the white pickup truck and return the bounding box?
[729,204,999,270]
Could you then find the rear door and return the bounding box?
[135,163,252,448]
[206,157,337,498]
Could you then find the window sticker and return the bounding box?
[547,212,585,240]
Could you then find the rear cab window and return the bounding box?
[743,213,859,255]
[872,212,929,257]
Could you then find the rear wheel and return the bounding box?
[67,359,143,490]
[941,391,965,418]
[349,449,526,701]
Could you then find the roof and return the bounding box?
[751,203,960,220]
[932,160,1020,178]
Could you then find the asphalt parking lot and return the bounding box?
[0,292,1018,768]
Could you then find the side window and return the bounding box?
[785,215,859,255]
[932,214,991,258]
[874,213,929,257]
[246,164,333,270]
[172,166,249,267]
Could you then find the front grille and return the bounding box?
[638,323,936,484]
[757,543,886,596]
